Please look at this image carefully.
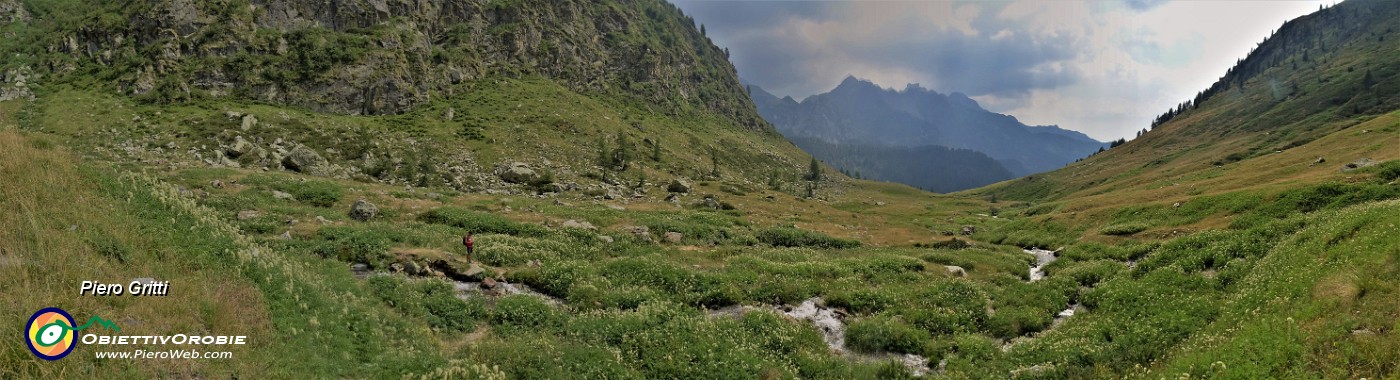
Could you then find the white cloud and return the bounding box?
[675,0,1326,141]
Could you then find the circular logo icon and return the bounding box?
[26,308,78,361]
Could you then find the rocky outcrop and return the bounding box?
[667,179,691,193]
[10,0,771,130]
[495,162,539,184]
[282,144,329,175]
[348,199,379,221]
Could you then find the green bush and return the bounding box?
[367,276,483,332]
[756,226,861,249]
[418,207,548,236]
[846,316,930,354]
[492,295,562,331]
[312,226,397,268]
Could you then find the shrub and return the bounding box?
[312,226,397,268]
[367,276,483,332]
[846,316,930,354]
[756,226,860,249]
[418,207,547,236]
[492,295,562,331]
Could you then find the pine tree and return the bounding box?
[612,133,632,170]
[709,148,720,178]
[807,157,821,181]
[651,140,661,162]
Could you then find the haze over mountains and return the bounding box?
[750,76,1106,192]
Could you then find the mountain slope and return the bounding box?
[752,77,1106,178]
[0,0,826,196]
[975,0,1400,211]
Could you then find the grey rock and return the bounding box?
[1340,157,1376,172]
[961,225,976,236]
[210,179,224,188]
[226,136,256,158]
[496,162,539,184]
[628,225,651,241]
[403,261,423,276]
[236,210,260,220]
[667,179,692,193]
[350,263,369,272]
[272,190,294,199]
[315,216,331,224]
[282,144,329,175]
[481,277,498,289]
[597,235,614,243]
[278,231,292,239]
[702,197,722,210]
[561,219,596,230]
[240,114,257,131]
[945,265,967,277]
[348,199,379,221]
[663,231,683,243]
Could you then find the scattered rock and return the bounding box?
[876,201,887,206]
[607,204,626,211]
[663,231,683,243]
[597,235,615,243]
[240,114,257,131]
[236,210,260,220]
[702,197,722,210]
[282,144,329,174]
[315,216,331,224]
[390,263,404,273]
[348,199,379,221]
[664,193,679,203]
[945,265,967,277]
[278,231,292,240]
[1173,202,1182,208]
[481,277,498,289]
[961,225,976,235]
[1314,157,1326,165]
[561,219,597,230]
[667,179,692,193]
[1341,157,1376,172]
[210,179,224,188]
[226,136,256,158]
[350,263,369,272]
[496,162,540,184]
[629,225,652,241]
[272,190,293,200]
[1352,329,1376,337]
[463,263,485,278]
[604,187,622,200]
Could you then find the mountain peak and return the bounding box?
[948,92,981,110]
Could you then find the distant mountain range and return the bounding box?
[750,76,1106,191]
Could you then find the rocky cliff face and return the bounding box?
[2,0,767,129]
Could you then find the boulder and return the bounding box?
[210,179,224,188]
[561,219,597,230]
[667,179,692,193]
[226,136,256,158]
[663,231,683,243]
[597,235,615,243]
[463,263,485,278]
[240,114,257,131]
[496,162,539,184]
[604,187,622,200]
[348,199,379,221]
[960,225,976,235]
[278,231,292,239]
[236,210,260,220]
[945,265,967,277]
[664,193,679,203]
[629,225,651,241]
[1340,157,1376,172]
[282,144,329,174]
[481,277,498,289]
[703,197,722,210]
[272,190,294,200]
[349,263,369,272]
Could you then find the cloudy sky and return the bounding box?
[672,0,1327,141]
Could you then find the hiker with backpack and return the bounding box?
[462,232,474,263]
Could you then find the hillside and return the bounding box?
[752,77,1106,180]
[0,0,824,196]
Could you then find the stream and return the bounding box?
[709,298,934,376]
[1025,248,1059,282]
